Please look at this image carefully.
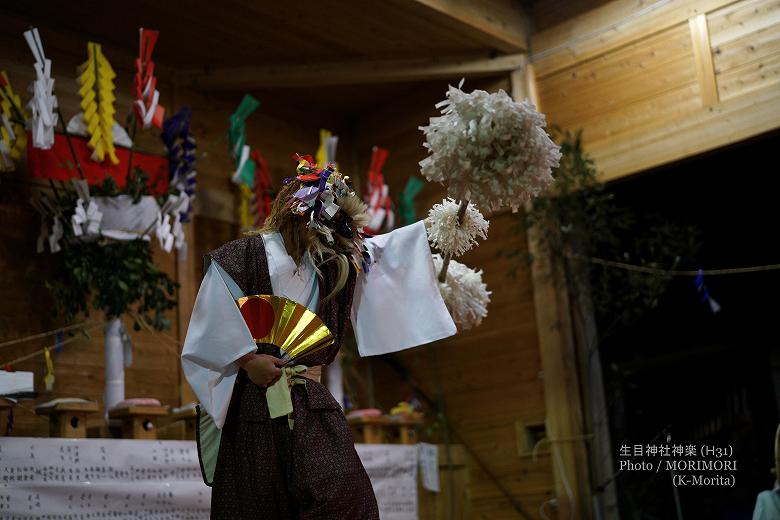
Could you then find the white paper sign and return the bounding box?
[0,438,419,519]
[356,444,418,520]
[418,442,440,492]
[0,437,210,519]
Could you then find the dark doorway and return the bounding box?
[601,131,780,519]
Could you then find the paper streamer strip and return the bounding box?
[694,268,721,313]
[239,183,256,229]
[315,129,339,167]
[133,28,165,129]
[161,106,197,221]
[399,176,424,226]
[23,27,59,149]
[253,150,272,226]
[364,146,394,234]
[77,42,119,164]
[0,71,27,171]
[228,94,260,186]
[43,347,55,392]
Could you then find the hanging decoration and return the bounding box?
[253,149,273,226]
[287,154,372,273]
[694,268,721,314]
[364,146,394,235]
[399,176,424,226]
[43,347,55,392]
[161,106,197,222]
[0,71,27,171]
[432,254,490,330]
[315,128,339,168]
[70,178,103,237]
[238,183,256,230]
[132,28,165,130]
[426,198,488,257]
[76,42,119,164]
[228,94,260,186]
[418,80,558,330]
[419,80,560,213]
[23,27,58,149]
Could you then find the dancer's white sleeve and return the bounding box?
[181,263,256,429]
[351,221,457,357]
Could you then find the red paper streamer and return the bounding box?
[133,28,165,129]
[364,146,392,235]
[252,150,273,226]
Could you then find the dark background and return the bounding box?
[602,130,780,519]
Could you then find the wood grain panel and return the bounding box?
[707,0,780,47]
[534,0,780,181]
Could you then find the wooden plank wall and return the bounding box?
[532,0,780,181]
[0,33,180,436]
[0,28,345,434]
[354,77,556,519]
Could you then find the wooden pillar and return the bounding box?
[689,14,718,108]
[510,62,592,519]
[171,76,198,408]
[176,221,197,406]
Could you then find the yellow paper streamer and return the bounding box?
[238,183,255,229]
[77,42,119,164]
[315,129,330,167]
[43,347,55,392]
[0,71,27,171]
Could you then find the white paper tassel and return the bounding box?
[23,28,59,149]
[432,253,491,330]
[426,198,488,257]
[419,82,560,212]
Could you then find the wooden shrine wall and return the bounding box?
[0,24,340,435]
[354,77,556,518]
[0,30,181,436]
[533,0,780,181]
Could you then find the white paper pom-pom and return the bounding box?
[432,254,491,331]
[426,198,489,257]
[419,84,560,212]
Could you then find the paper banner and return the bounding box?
[133,28,165,129]
[0,70,28,171]
[399,176,424,226]
[77,42,119,164]
[23,27,59,149]
[26,132,169,196]
[228,94,259,186]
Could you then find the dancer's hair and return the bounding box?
[248,180,370,302]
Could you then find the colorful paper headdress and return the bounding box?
[286,154,372,273]
[287,154,359,239]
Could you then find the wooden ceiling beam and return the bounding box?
[186,53,527,90]
[396,0,530,52]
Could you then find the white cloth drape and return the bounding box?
[181,223,456,428]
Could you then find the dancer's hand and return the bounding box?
[240,354,285,387]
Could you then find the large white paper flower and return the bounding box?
[419,83,560,212]
[432,254,491,330]
[426,198,488,257]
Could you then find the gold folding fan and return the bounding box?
[236,295,334,362]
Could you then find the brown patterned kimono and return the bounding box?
[205,235,379,519]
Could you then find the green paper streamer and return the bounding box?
[228,94,260,160]
[399,176,424,225]
[227,94,260,187]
